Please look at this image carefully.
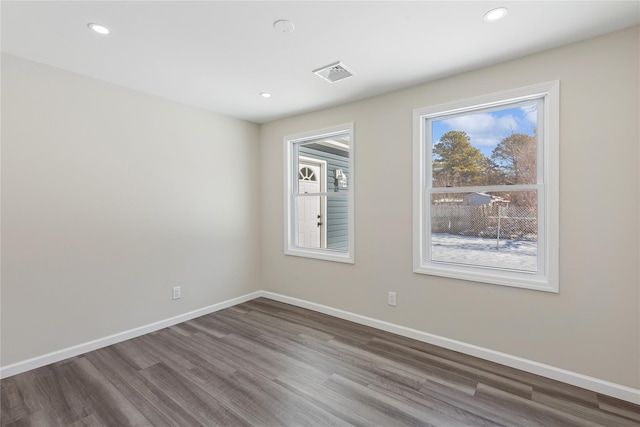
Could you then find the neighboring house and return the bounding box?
[298,144,350,250]
[463,192,509,206]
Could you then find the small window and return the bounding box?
[284,123,354,263]
[413,82,559,292]
[299,167,317,181]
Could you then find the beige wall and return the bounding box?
[2,27,638,389]
[1,54,261,365]
[259,27,640,388]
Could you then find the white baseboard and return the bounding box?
[259,291,640,405]
[2,289,638,405]
[0,291,262,379]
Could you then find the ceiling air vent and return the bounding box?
[313,61,354,83]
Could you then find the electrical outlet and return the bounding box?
[388,292,397,306]
[172,286,181,300]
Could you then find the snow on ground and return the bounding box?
[431,233,537,272]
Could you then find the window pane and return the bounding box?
[296,195,349,252]
[286,123,354,263]
[431,102,538,187]
[430,190,537,272]
[297,134,350,194]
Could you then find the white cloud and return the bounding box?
[437,104,537,152]
[520,104,537,125]
[442,113,519,147]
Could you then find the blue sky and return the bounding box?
[432,102,537,157]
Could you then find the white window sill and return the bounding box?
[285,247,354,264]
[413,263,557,293]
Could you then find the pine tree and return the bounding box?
[433,131,490,187]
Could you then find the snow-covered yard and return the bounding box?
[431,233,537,272]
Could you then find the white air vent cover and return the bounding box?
[313,61,354,83]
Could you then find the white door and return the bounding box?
[298,164,321,248]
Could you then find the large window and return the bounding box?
[284,123,354,263]
[413,82,559,292]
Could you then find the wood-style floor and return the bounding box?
[1,298,639,426]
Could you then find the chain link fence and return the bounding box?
[431,204,537,247]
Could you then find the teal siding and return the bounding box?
[299,146,349,250]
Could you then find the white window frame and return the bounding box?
[413,81,559,292]
[284,123,355,263]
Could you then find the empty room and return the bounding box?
[1,1,639,426]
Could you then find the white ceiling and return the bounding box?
[2,1,638,124]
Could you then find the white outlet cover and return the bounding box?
[388,292,397,306]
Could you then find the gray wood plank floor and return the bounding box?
[2,297,639,426]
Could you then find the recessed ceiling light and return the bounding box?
[260,92,272,98]
[273,20,295,33]
[88,23,110,35]
[483,7,508,22]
